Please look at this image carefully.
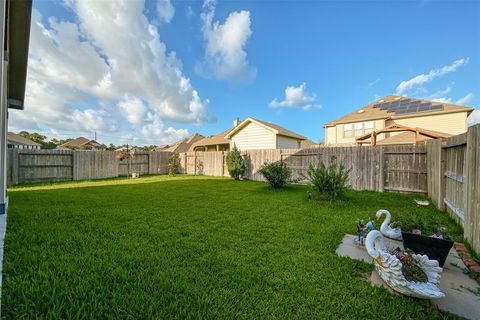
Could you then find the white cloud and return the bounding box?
[396,58,469,95]
[140,112,189,145]
[11,1,210,146]
[185,6,194,18]
[198,0,256,83]
[468,110,480,127]
[156,0,175,23]
[118,96,148,125]
[431,97,453,103]
[427,84,454,100]
[368,78,380,87]
[270,83,321,110]
[456,93,474,105]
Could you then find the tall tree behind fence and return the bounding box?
[427,124,480,253]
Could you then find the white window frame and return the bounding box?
[343,124,353,138]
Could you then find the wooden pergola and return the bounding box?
[355,123,448,146]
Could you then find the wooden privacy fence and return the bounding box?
[178,144,427,193]
[5,130,479,253]
[427,124,480,253]
[7,149,171,185]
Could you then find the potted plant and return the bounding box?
[396,217,453,267]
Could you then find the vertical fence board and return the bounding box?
[465,125,480,252]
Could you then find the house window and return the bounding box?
[344,124,353,138]
[364,121,374,134]
[354,123,363,136]
[344,121,375,138]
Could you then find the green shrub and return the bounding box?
[168,152,180,176]
[259,161,291,189]
[226,145,245,180]
[306,155,350,200]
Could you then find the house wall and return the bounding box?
[194,144,229,152]
[276,135,300,149]
[325,127,336,144]
[230,122,276,150]
[390,112,469,136]
[325,119,385,145]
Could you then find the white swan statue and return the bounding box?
[366,230,444,299]
[376,209,402,240]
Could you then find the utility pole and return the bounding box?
[94,131,97,141]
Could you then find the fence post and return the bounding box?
[465,124,480,253]
[193,151,196,175]
[378,146,384,192]
[11,148,19,185]
[438,144,446,210]
[221,151,225,176]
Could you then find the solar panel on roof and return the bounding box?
[418,105,430,112]
[406,107,418,112]
[418,103,431,107]
[430,105,443,111]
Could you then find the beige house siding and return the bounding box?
[276,135,300,149]
[325,127,336,144]
[230,122,276,150]
[325,112,469,145]
[391,112,469,136]
[326,119,385,145]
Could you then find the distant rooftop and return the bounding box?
[325,95,475,127]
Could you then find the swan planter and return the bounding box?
[376,209,402,240]
[366,230,445,299]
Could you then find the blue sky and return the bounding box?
[10,0,480,145]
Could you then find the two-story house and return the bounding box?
[324,96,474,146]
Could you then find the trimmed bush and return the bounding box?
[306,155,350,200]
[168,152,181,176]
[226,145,245,180]
[259,161,291,189]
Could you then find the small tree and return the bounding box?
[306,155,350,200]
[168,152,181,176]
[259,161,290,189]
[226,145,245,180]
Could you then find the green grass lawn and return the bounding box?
[2,175,463,319]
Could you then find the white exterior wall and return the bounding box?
[276,135,300,149]
[230,122,276,150]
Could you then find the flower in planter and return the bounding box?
[432,227,451,240]
[391,247,428,283]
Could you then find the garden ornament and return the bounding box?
[366,230,444,299]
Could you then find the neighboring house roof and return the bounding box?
[190,129,232,150]
[153,144,170,151]
[162,133,204,153]
[7,132,40,146]
[7,0,33,110]
[324,95,475,127]
[58,137,105,149]
[225,117,307,140]
[300,139,318,149]
[115,146,142,153]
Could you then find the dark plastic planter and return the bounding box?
[401,231,454,267]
